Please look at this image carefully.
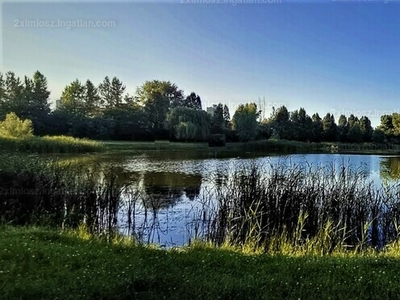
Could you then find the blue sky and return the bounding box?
[2,0,400,127]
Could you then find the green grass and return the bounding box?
[2,226,400,299]
[0,135,103,153]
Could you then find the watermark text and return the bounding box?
[14,18,116,30]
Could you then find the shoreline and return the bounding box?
[103,140,400,156]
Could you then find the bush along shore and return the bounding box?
[3,155,400,298]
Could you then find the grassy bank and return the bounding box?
[103,139,329,154]
[103,140,400,155]
[2,226,400,300]
[0,135,103,153]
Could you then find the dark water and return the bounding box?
[57,151,400,246]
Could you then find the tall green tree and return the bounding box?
[98,76,126,108]
[183,92,202,110]
[359,116,373,142]
[167,107,211,141]
[136,80,184,130]
[110,77,126,108]
[337,115,349,142]
[348,121,363,143]
[372,128,385,144]
[232,102,260,142]
[378,115,394,139]
[0,71,51,134]
[2,72,24,117]
[391,113,400,136]
[98,76,111,108]
[345,114,363,143]
[83,79,101,116]
[311,113,323,142]
[321,113,337,142]
[30,71,51,133]
[123,93,135,106]
[211,103,224,132]
[59,79,85,115]
[290,108,312,142]
[347,114,359,129]
[101,106,149,139]
[377,114,400,143]
[31,71,51,115]
[22,76,34,118]
[268,105,291,140]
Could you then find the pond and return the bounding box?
[58,151,400,247]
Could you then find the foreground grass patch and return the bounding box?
[0,135,103,153]
[2,227,400,299]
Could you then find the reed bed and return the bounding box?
[0,154,129,238]
[201,161,400,254]
[3,153,400,254]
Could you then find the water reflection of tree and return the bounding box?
[380,157,400,181]
[141,172,202,210]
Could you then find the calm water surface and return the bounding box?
[60,151,400,246]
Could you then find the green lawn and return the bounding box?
[2,227,400,299]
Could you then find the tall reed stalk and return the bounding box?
[205,162,400,253]
[0,154,128,238]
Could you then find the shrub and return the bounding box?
[0,112,33,138]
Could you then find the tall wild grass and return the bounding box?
[0,154,128,238]
[0,135,103,153]
[201,161,400,254]
[3,153,400,254]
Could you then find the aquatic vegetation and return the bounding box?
[202,161,400,254]
[2,153,400,255]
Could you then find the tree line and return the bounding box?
[0,70,398,143]
[264,106,374,143]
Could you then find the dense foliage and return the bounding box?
[0,70,397,143]
[232,103,260,142]
[167,107,211,141]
